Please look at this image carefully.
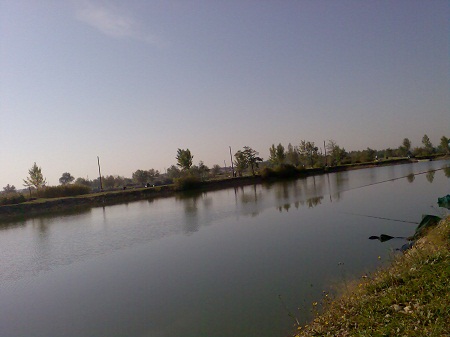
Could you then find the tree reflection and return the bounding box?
[406,173,415,183]
[239,184,263,217]
[306,196,323,208]
[176,191,215,235]
[31,217,50,243]
[176,191,202,234]
[328,172,347,202]
[426,170,435,183]
[443,167,450,178]
[0,218,26,231]
[278,203,291,212]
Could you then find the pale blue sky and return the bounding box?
[1,0,448,188]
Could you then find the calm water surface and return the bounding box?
[0,161,449,337]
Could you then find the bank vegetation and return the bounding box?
[294,216,450,337]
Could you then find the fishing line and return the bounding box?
[330,167,447,224]
[337,167,445,194]
[340,212,419,224]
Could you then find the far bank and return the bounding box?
[1,157,447,221]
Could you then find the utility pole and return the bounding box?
[97,156,103,191]
[229,146,235,177]
[324,140,327,167]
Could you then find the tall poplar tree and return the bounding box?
[176,148,193,170]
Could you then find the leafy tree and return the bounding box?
[299,141,319,167]
[102,175,116,189]
[132,169,149,185]
[439,136,449,154]
[98,175,126,189]
[114,176,125,187]
[211,164,222,177]
[189,161,210,180]
[286,143,300,166]
[398,138,411,157]
[197,161,209,180]
[74,177,92,188]
[384,148,393,159]
[422,134,434,155]
[3,184,16,194]
[23,162,47,190]
[364,147,376,162]
[326,140,347,166]
[243,146,262,176]
[147,169,160,183]
[167,165,181,179]
[269,143,286,166]
[176,148,193,170]
[234,150,248,176]
[403,138,411,152]
[59,172,75,185]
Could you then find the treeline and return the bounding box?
[1,134,449,204]
[265,135,449,169]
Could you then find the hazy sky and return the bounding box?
[1,0,448,188]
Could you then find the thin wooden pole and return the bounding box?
[229,146,235,177]
[97,156,103,191]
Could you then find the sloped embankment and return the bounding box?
[294,216,450,337]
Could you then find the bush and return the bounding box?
[173,175,201,191]
[40,185,91,198]
[260,167,276,179]
[275,164,298,178]
[261,164,302,179]
[0,194,26,205]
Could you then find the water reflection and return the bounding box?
[306,196,323,208]
[444,167,450,178]
[426,170,435,183]
[329,172,345,202]
[406,173,415,183]
[0,207,92,229]
[0,218,26,231]
[232,185,264,217]
[176,191,205,234]
[0,160,449,337]
[175,191,215,234]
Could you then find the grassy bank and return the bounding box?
[294,216,450,337]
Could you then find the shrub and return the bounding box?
[261,164,301,179]
[260,167,276,179]
[40,185,91,198]
[274,164,298,178]
[173,175,201,191]
[0,194,26,205]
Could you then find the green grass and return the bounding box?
[294,216,450,337]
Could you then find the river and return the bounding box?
[0,160,449,337]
